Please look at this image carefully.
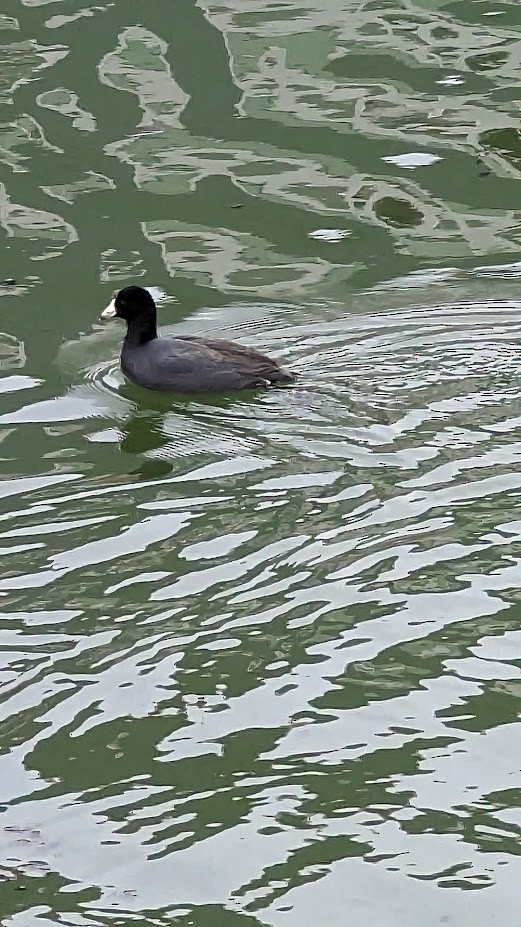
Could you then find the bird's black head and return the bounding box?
[101,286,158,345]
[102,285,156,322]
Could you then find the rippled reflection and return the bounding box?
[2,284,521,922]
[2,0,521,925]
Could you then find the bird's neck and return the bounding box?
[124,313,158,346]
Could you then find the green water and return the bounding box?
[2,0,521,924]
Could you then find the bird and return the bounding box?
[101,286,295,394]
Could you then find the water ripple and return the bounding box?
[2,0,521,924]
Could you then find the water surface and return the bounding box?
[2,1,521,925]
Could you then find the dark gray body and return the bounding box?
[120,334,294,393]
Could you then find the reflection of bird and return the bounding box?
[119,409,166,457]
[101,286,295,393]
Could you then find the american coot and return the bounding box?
[101,286,295,393]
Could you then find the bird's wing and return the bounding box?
[174,336,293,382]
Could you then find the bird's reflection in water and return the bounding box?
[116,382,264,480]
[119,408,171,478]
